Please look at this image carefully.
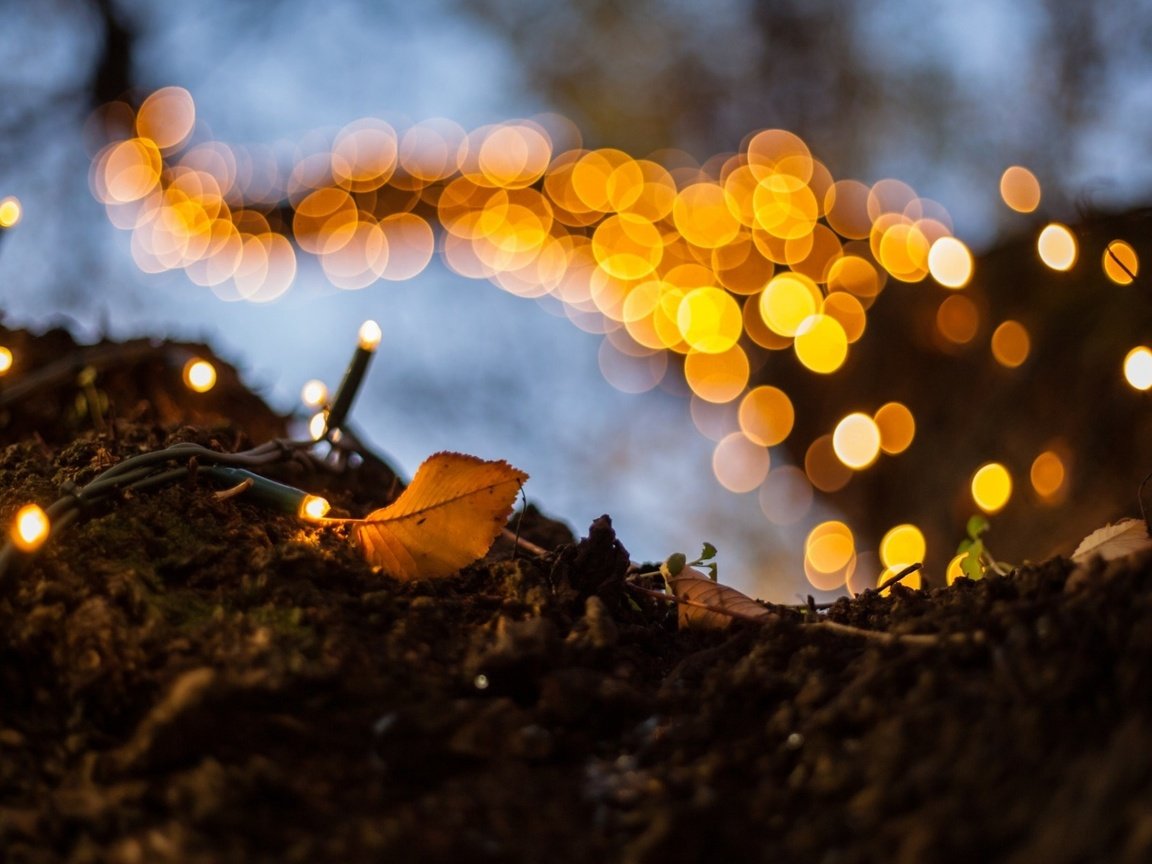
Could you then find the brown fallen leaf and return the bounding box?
[1066,517,1152,592]
[353,451,527,579]
[666,567,774,630]
[1070,518,1152,564]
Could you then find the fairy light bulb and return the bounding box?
[183,358,217,393]
[325,320,381,435]
[299,495,331,521]
[308,411,328,441]
[11,504,49,552]
[0,346,12,375]
[358,320,383,350]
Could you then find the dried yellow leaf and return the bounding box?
[354,451,528,579]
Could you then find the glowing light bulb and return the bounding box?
[301,379,329,409]
[0,196,21,229]
[11,503,49,552]
[183,358,217,393]
[1124,347,1152,391]
[308,411,328,441]
[358,320,383,350]
[299,495,331,521]
[0,346,12,375]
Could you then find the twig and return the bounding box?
[815,618,983,646]
[875,562,923,594]
[501,527,550,559]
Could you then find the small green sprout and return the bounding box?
[660,542,718,583]
[956,515,1011,579]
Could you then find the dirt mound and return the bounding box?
[3,326,1152,864]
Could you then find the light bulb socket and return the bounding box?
[205,467,315,516]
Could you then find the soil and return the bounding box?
[4,324,1152,864]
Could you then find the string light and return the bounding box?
[324,320,382,435]
[205,467,330,518]
[0,346,12,375]
[11,504,49,552]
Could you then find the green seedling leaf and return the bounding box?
[966,514,990,542]
[698,542,717,562]
[661,552,687,581]
[960,539,985,581]
[703,561,719,581]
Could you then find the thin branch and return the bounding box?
[816,618,983,646]
[875,562,923,594]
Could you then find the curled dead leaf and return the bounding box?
[1067,517,1152,591]
[1070,518,1152,564]
[667,567,773,630]
[352,451,527,579]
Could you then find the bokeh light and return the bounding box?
[0,196,21,228]
[832,412,881,469]
[712,432,771,493]
[135,86,196,152]
[738,385,794,447]
[0,346,12,375]
[1103,240,1139,285]
[971,462,1012,513]
[804,520,856,592]
[873,402,915,455]
[990,320,1031,368]
[301,379,329,408]
[1124,346,1152,390]
[928,236,973,288]
[183,358,217,393]
[999,166,1041,213]
[936,294,980,346]
[805,434,852,492]
[794,314,848,374]
[879,523,926,569]
[1037,223,1077,271]
[1030,449,1067,501]
[945,553,971,585]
